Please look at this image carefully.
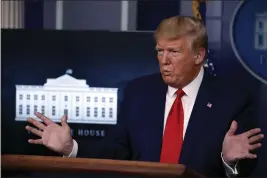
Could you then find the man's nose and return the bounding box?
[161,52,171,64]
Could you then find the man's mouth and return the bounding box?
[163,70,172,76]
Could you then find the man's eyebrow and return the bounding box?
[155,46,161,50]
[155,45,182,50]
[166,46,181,50]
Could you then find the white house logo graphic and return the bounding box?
[231,0,267,84]
[15,71,118,125]
[255,12,267,50]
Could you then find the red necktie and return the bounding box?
[160,89,185,164]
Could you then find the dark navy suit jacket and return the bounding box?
[251,84,267,177]
[77,70,256,177]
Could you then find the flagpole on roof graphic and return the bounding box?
[192,0,216,76]
[66,69,73,75]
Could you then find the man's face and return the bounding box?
[156,37,202,88]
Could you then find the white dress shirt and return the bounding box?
[163,66,204,137]
[66,66,238,177]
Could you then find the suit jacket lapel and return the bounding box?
[179,71,216,164]
[149,76,167,162]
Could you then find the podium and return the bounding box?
[2,154,205,177]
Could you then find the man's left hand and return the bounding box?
[222,120,264,165]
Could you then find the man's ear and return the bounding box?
[194,48,206,65]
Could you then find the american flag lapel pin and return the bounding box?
[207,102,212,108]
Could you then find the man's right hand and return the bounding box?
[26,112,74,156]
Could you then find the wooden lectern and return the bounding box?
[2,154,205,178]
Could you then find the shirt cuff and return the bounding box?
[63,139,78,158]
[221,152,239,177]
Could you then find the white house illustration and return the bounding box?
[15,71,118,125]
[255,11,267,50]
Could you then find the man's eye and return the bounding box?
[171,51,180,57]
[171,50,179,53]
[157,49,164,54]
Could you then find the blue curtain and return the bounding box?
[24,0,44,29]
[136,1,180,31]
[199,1,206,25]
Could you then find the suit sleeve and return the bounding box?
[231,89,258,177]
[248,84,267,177]
[71,84,133,160]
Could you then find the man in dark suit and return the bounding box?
[26,16,264,177]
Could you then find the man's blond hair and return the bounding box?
[154,16,208,54]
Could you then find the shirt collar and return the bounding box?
[167,66,204,98]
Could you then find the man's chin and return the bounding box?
[161,76,181,88]
[162,76,174,85]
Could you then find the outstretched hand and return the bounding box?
[222,120,264,164]
[26,112,73,156]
